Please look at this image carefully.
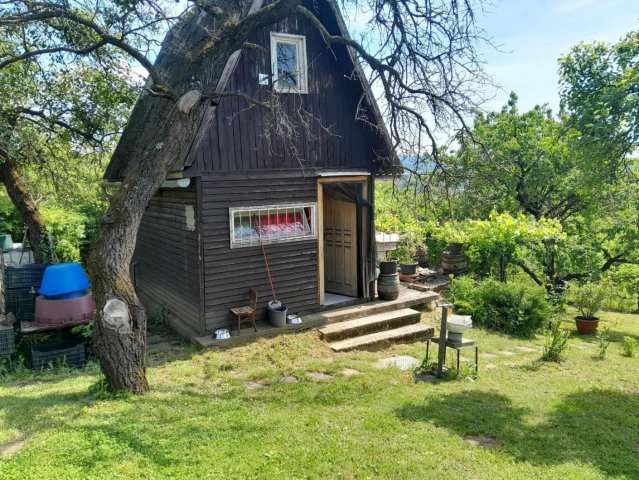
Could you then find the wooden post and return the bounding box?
[437,303,451,378]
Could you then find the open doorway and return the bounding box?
[323,191,358,300]
[318,177,373,308]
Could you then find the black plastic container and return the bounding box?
[1,264,48,290]
[31,341,86,370]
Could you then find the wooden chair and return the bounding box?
[230,290,258,334]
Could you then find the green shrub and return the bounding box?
[542,316,570,362]
[572,282,606,319]
[622,336,637,358]
[596,324,612,359]
[449,277,551,336]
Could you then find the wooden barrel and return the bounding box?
[378,273,400,286]
[377,282,400,300]
[441,252,468,275]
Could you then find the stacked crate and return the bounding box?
[0,264,48,322]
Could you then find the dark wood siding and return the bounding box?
[201,173,319,332]
[133,188,202,337]
[191,0,387,174]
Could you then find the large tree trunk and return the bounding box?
[0,149,46,262]
[87,0,302,393]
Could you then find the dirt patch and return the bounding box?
[414,373,437,383]
[499,351,516,356]
[0,437,25,458]
[465,435,498,448]
[341,368,361,377]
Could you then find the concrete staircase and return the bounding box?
[318,290,437,352]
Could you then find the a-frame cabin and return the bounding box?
[104,0,395,341]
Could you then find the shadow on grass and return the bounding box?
[397,389,639,477]
[0,385,269,472]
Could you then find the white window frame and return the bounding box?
[229,203,317,248]
[270,32,308,94]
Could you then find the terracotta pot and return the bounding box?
[575,316,599,335]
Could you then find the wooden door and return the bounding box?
[324,193,358,296]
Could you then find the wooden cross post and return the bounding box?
[437,303,451,378]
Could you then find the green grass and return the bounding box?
[0,309,638,479]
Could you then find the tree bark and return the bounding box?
[87,0,301,393]
[0,149,46,262]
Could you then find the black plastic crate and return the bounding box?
[1,264,48,290]
[0,325,14,356]
[3,288,35,321]
[31,341,86,370]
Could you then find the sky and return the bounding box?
[476,0,639,113]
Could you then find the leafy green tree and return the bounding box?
[437,212,563,282]
[452,93,612,222]
[559,30,639,166]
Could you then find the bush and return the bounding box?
[572,282,606,319]
[542,317,570,362]
[449,277,551,336]
[622,336,637,358]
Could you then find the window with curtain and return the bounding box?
[229,204,317,247]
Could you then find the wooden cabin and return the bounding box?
[104,0,394,341]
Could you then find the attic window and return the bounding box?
[270,33,308,94]
[229,204,317,248]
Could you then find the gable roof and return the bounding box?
[105,0,393,180]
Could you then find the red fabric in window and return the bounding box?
[260,212,302,226]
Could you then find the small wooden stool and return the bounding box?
[426,336,478,375]
[230,290,258,334]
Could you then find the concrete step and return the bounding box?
[329,323,435,352]
[319,308,421,342]
[306,288,439,327]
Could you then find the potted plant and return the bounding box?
[379,255,399,275]
[439,222,467,254]
[573,282,606,335]
[397,239,418,276]
[415,244,429,268]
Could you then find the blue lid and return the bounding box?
[38,262,91,296]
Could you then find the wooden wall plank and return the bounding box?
[200,173,319,332]
[132,188,203,336]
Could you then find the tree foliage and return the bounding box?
[559,30,639,165]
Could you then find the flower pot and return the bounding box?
[575,316,599,335]
[400,263,418,276]
[448,242,464,254]
[415,254,429,268]
[379,260,398,275]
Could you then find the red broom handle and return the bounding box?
[260,243,277,301]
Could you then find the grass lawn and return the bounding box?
[0,308,638,479]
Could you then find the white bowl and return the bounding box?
[447,314,472,334]
[214,328,231,340]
